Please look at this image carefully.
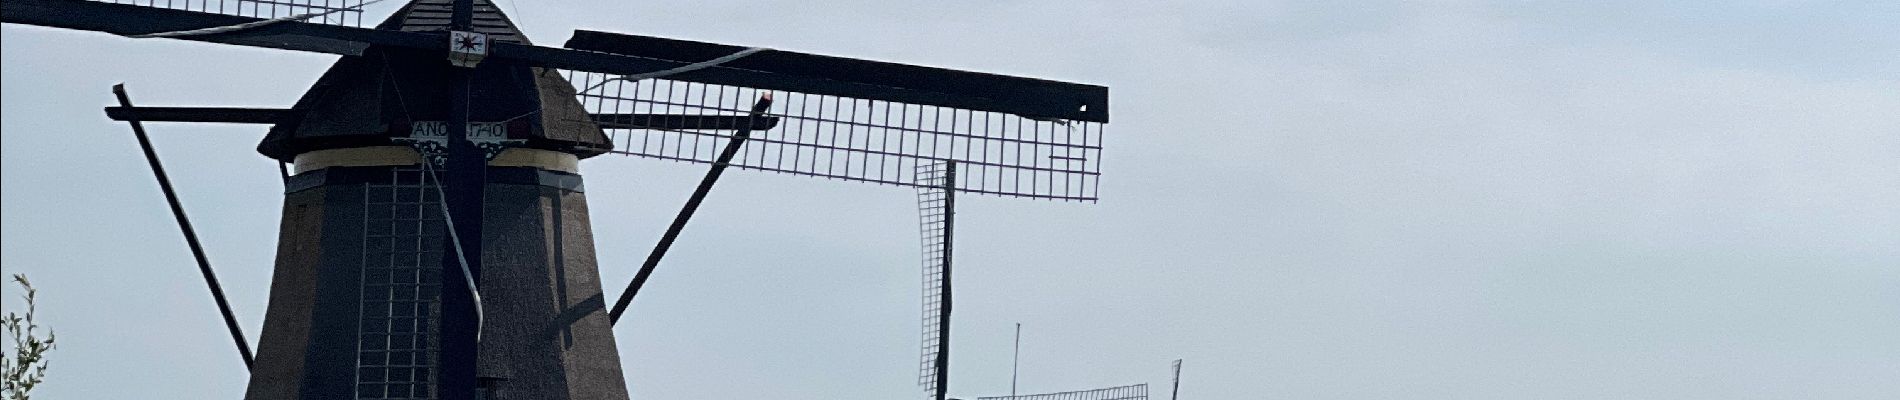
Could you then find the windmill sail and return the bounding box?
[916,161,955,399]
[563,31,1107,123]
[571,75,1104,201]
[978,384,1150,400]
[2,0,425,55]
[561,31,1108,201]
[85,0,378,27]
[5,0,1111,201]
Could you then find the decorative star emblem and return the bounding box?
[455,34,483,51]
[447,31,490,68]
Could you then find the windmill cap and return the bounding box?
[256,0,612,161]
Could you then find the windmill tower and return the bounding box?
[245,1,628,398]
[2,0,1111,398]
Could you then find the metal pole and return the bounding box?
[609,94,775,324]
[1011,322,1020,398]
[111,84,256,371]
[1171,359,1183,400]
[932,161,955,400]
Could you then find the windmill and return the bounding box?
[960,325,1157,400]
[1,0,1110,398]
[980,384,1151,400]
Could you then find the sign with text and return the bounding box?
[410,121,508,141]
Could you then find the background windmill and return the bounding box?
[3,0,1109,398]
[979,384,1150,400]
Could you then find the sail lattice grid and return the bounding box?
[915,161,952,395]
[90,0,376,27]
[566,72,1106,201]
[977,384,1149,400]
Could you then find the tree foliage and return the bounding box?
[1,274,55,400]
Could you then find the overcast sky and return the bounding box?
[4,1,1899,399]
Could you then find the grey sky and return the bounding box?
[4,1,1898,399]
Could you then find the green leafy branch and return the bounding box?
[1,274,55,400]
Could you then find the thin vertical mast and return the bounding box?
[1011,323,1021,398]
[933,161,956,400]
[1171,359,1183,400]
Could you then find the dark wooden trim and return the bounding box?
[106,105,780,131]
[565,30,1109,123]
[105,106,293,124]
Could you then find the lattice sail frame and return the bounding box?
[978,384,1150,400]
[87,0,380,26]
[566,72,1106,201]
[915,161,952,395]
